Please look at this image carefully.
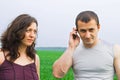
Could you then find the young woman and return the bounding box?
[0,14,40,80]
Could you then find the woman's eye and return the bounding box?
[26,30,30,32]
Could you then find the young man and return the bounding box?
[53,11,120,80]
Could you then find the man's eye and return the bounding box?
[80,30,86,33]
[89,29,94,32]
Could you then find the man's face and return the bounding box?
[77,19,100,47]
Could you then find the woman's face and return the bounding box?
[20,22,37,47]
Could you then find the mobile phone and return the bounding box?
[73,34,77,39]
[72,29,78,39]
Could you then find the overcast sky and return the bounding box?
[0,0,120,47]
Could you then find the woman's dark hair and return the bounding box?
[1,14,38,62]
[75,10,99,29]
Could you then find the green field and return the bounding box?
[37,50,118,80]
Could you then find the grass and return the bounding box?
[37,50,118,80]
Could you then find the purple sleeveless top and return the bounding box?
[0,58,39,80]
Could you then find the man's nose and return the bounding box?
[85,31,91,38]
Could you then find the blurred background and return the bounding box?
[0,0,120,47]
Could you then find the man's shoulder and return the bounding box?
[113,44,120,58]
[113,44,120,52]
[100,40,114,47]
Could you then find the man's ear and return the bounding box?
[97,24,100,31]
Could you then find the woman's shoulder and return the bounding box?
[0,49,5,65]
[0,49,4,56]
[35,54,40,66]
[35,54,40,62]
[0,48,2,52]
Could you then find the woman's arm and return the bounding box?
[35,54,40,80]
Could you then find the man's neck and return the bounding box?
[84,39,100,48]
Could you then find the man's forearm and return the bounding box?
[52,47,75,78]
